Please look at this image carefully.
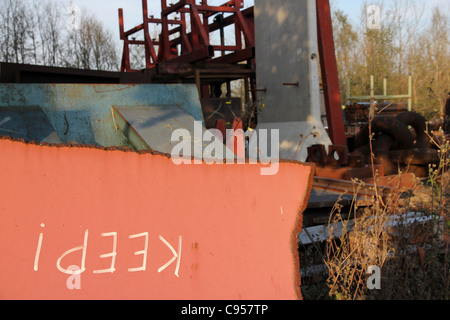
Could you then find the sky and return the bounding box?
[67,0,254,43]
[66,0,449,46]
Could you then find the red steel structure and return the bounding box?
[119,0,255,72]
[118,0,346,145]
[316,0,346,145]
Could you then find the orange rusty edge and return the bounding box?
[293,161,315,300]
[0,134,317,166]
[0,134,315,300]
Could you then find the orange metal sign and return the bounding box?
[0,138,314,300]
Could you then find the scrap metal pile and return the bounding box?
[351,110,440,178]
[309,100,442,182]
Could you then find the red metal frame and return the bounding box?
[119,0,255,72]
[118,0,346,145]
[316,0,346,146]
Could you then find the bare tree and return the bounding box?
[63,10,119,71]
[332,8,359,101]
[32,0,65,66]
[0,0,120,71]
[129,45,147,70]
[0,0,33,63]
[331,1,449,119]
[414,7,450,118]
[388,0,424,76]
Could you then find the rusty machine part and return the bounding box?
[395,111,431,149]
[306,143,385,181]
[354,116,415,151]
[351,111,439,177]
[308,111,439,180]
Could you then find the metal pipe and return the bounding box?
[214,13,225,56]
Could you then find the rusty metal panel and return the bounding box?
[0,84,204,147]
[0,137,314,300]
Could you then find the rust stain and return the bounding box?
[0,135,168,157]
[92,84,138,93]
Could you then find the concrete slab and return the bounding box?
[252,121,332,162]
[254,0,332,161]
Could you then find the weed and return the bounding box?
[300,102,450,300]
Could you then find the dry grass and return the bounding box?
[300,114,450,300]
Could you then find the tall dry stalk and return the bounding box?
[322,104,450,300]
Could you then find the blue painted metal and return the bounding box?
[0,106,59,143]
[112,106,209,154]
[0,84,204,147]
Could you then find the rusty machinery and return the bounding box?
[352,110,440,177]
[0,0,345,158]
[115,0,449,226]
[118,0,439,184]
[118,0,346,144]
[118,0,256,133]
[2,0,437,185]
